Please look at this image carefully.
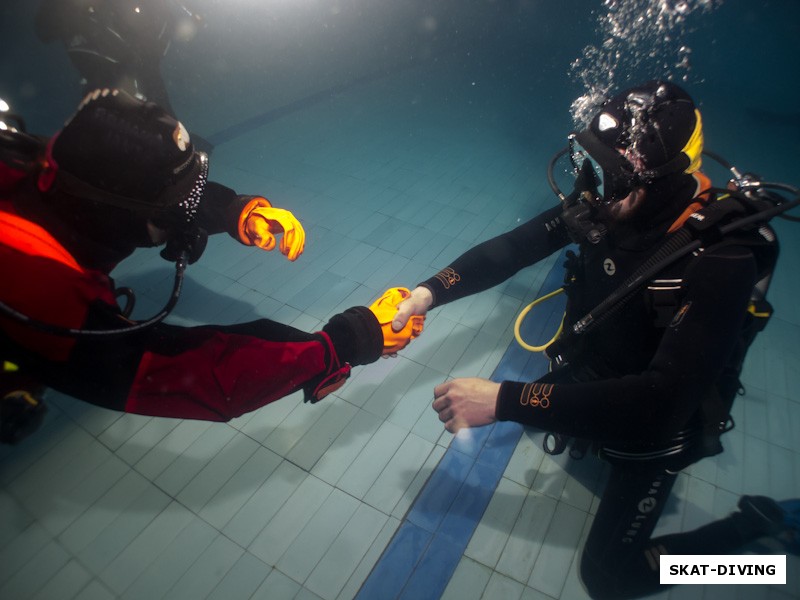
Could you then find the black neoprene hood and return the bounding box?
[586,80,698,171]
[50,88,203,211]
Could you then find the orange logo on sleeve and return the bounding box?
[434,267,461,289]
[519,383,554,409]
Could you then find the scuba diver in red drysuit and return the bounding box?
[0,88,422,443]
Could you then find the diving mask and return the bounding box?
[568,131,640,205]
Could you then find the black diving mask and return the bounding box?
[568,124,700,205]
[568,131,640,204]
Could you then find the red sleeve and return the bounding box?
[125,329,339,421]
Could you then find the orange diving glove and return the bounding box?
[238,197,305,261]
[369,287,425,355]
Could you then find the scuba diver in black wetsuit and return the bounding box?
[386,81,800,598]
[35,0,189,115]
[34,0,212,152]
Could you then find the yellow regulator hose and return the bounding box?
[514,288,565,352]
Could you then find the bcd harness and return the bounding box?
[527,178,784,465]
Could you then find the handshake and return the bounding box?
[238,198,430,355]
[305,286,432,403]
[368,287,430,355]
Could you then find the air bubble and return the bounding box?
[569,0,722,125]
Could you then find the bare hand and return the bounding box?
[392,286,433,332]
[432,377,500,433]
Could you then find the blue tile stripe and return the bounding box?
[356,250,570,600]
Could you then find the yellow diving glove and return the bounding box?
[238,197,306,261]
[369,287,425,355]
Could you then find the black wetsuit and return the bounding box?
[419,173,779,599]
[35,0,182,116]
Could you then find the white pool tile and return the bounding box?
[115,417,182,467]
[285,396,360,471]
[0,522,51,587]
[713,429,745,494]
[176,432,260,512]
[304,503,387,598]
[363,433,435,513]
[120,518,218,600]
[236,392,299,443]
[134,419,213,480]
[361,359,426,421]
[250,568,302,600]
[310,408,384,485]
[440,556,492,600]
[36,451,127,537]
[153,424,238,497]
[8,426,95,500]
[336,420,408,499]
[77,483,171,575]
[464,477,528,569]
[263,399,326,457]
[495,492,557,584]
[399,314,459,368]
[165,535,245,600]
[97,412,153,452]
[99,501,195,594]
[277,488,361,583]
[528,502,586,596]
[385,366,443,432]
[336,355,405,409]
[58,469,153,555]
[205,551,271,600]
[221,459,306,548]
[742,434,772,494]
[74,580,117,600]
[680,475,717,532]
[23,439,109,520]
[31,559,93,600]
[412,391,453,445]
[0,540,70,600]
[198,446,282,530]
[248,474,333,566]
[0,491,33,549]
[530,451,572,501]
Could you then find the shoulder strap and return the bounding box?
[667,172,714,233]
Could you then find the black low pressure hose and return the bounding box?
[572,227,698,334]
[0,252,189,338]
[571,186,800,336]
[765,182,800,222]
[547,146,570,201]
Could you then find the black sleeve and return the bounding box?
[195,181,251,240]
[419,204,570,307]
[496,244,758,443]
